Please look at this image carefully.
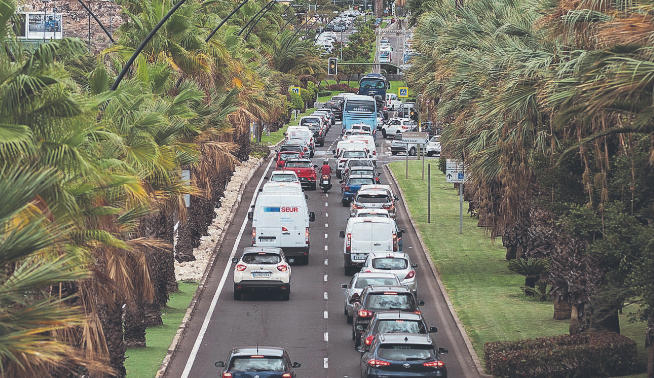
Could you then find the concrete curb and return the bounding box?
[385,165,491,378]
[156,153,270,377]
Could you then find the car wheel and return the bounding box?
[347,313,353,324]
[313,183,317,191]
[352,327,356,340]
[303,255,309,265]
[342,199,349,207]
[427,151,433,157]
[233,288,241,301]
[281,290,290,301]
[354,333,361,348]
[391,151,397,156]
[409,147,416,156]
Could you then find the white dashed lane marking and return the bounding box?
[324,274,328,282]
[324,258,328,265]
[323,291,328,300]
[324,358,328,369]
[324,310,328,319]
[324,332,329,342]
[324,245,328,251]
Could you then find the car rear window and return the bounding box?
[242,253,281,264]
[377,320,425,334]
[229,356,285,371]
[349,160,373,167]
[355,277,398,288]
[349,178,375,186]
[377,345,435,361]
[357,212,389,218]
[279,153,297,161]
[285,161,311,168]
[372,258,408,270]
[301,118,320,125]
[280,145,301,152]
[365,293,414,311]
[357,194,390,204]
[271,174,297,182]
[344,151,367,159]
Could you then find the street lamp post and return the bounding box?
[205,0,251,42]
[238,0,278,36]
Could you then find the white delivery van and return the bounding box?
[249,182,315,264]
[339,217,401,275]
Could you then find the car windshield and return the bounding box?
[344,151,367,158]
[365,293,414,310]
[357,194,390,204]
[242,253,281,264]
[355,277,398,288]
[377,345,435,361]
[360,79,386,89]
[271,174,297,182]
[377,320,425,334]
[372,258,408,270]
[349,178,375,186]
[345,100,375,112]
[229,356,285,372]
[285,161,311,168]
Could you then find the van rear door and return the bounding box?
[350,221,394,257]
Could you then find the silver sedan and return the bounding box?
[341,272,401,324]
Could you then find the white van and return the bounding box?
[385,93,401,110]
[249,182,315,264]
[339,217,402,275]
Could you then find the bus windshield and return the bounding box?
[345,100,375,113]
[360,79,386,89]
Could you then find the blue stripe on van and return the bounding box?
[264,207,281,212]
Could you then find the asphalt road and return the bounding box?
[164,123,479,377]
[376,20,409,70]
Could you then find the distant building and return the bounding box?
[17,0,121,52]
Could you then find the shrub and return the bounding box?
[484,332,637,378]
[326,83,358,93]
[318,91,332,97]
[289,92,304,110]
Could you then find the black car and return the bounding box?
[359,312,437,352]
[215,346,301,378]
[325,100,343,120]
[360,333,447,378]
[351,286,423,348]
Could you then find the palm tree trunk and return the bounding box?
[99,302,126,377]
[553,294,571,320]
[647,313,654,378]
[124,303,146,348]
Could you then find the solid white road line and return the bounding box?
[324,291,328,300]
[180,156,274,378]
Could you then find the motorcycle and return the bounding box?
[320,174,332,193]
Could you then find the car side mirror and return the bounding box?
[248,211,253,220]
[339,231,345,238]
[419,300,425,306]
[429,326,438,333]
[411,263,418,268]
[309,212,316,222]
[232,257,239,264]
[292,362,302,368]
[341,283,348,289]
[438,347,448,355]
[215,361,225,367]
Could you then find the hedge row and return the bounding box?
[484,332,637,377]
[325,83,358,93]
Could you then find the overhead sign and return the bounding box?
[398,87,409,98]
[401,132,429,144]
[446,159,465,183]
[290,86,300,95]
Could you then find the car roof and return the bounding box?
[286,159,311,163]
[359,184,392,192]
[231,346,285,357]
[373,312,423,321]
[348,217,394,225]
[368,252,409,259]
[377,333,433,345]
[354,271,398,279]
[242,247,283,255]
[364,285,412,294]
[357,189,389,196]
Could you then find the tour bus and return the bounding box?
[342,94,378,132]
[250,182,315,265]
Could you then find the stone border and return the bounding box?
[156,152,270,377]
[385,165,491,378]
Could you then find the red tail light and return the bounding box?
[345,186,351,191]
[282,226,289,232]
[405,270,415,279]
[252,228,256,245]
[305,227,310,245]
[373,150,376,155]
[277,264,289,272]
[222,373,233,378]
[282,374,292,378]
[364,335,375,345]
[236,264,247,271]
[358,309,373,318]
[367,359,390,367]
[352,204,362,209]
[346,233,351,253]
[423,360,445,368]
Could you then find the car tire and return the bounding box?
[303,255,309,265]
[354,333,361,348]
[281,290,290,301]
[391,151,397,156]
[409,147,416,156]
[233,288,241,301]
[342,199,349,207]
[313,183,317,191]
[346,313,353,324]
[427,151,433,157]
[381,129,387,138]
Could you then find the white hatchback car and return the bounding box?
[233,247,291,300]
[361,252,418,296]
[268,170,299,183]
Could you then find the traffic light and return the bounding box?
[328,57,338,75]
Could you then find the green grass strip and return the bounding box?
[389,160,568,364]
[125,282,199,378]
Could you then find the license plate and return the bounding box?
[351,253,367,261]
[252,272,271,277]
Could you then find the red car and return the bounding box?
[276,150,302,168]
[283,159,317,190]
